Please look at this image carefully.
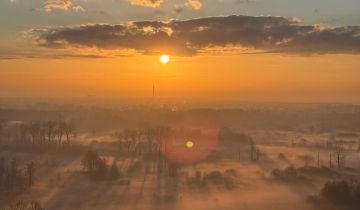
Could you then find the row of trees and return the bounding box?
[0,157,35,192]
[0,200,43,210]
[0,120,75,148]
[116,127,200,157]
[82,150,119,180]
[219,128,262,162]
[116,127,263,163]
[329,140,347,169]
[116,128,158,156]
[288,140,347,169]
[291,135,360,152]
[114,127,184,182]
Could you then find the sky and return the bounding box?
[1,0,360,103]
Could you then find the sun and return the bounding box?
[160,54,170,64]
[185,140,194,149]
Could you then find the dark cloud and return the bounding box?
[33,15,360,56]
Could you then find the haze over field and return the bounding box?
[1,0,360,210]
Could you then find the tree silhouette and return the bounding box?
[26,162,35,187]
[334,140,346,169]
[108,162,120,180]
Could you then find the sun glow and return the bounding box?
[160,54,170,64]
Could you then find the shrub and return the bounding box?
[309,180,360,210]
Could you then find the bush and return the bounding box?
[309,180,360,210]
[270,165,310,183]
[186,169,238,190]
[108,163,120,180]
[127,160,142,175]
[278,153,286,160]
[321,180,360,208]
[82,150,121,181]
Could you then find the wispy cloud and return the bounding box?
[72,5,85,12]
[186,0,202,10]
[43,0,85,12]
[30,15,360,56]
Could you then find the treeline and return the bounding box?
[0,157,35,192]
[0,120,75,148]
[0,200,43,210]
[218,128,262,162]
[116,128,159,156]
[116,127,201,157]
[186,169,238,191]
[2,105,360,133]
[292,139,349,169]
[100,127,186,181]
[114,127,262,162]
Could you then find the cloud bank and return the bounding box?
[128,0,202,10]
[32,15,360,56]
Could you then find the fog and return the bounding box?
[1,98,360,210]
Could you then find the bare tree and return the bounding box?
[45,121,56,145]
[82,150,100,173]
[0,120,5,143]
[334,140,346,169]
[26,162,35,187]
[19,123,28,144]
[329,152,333,168]
[29,122,41,145]
[56,121,66,146]
[250,141,260,161]
[3,200,43,210]
[9,158,18,189]
[0,157,4,189]
[108,162,120,180]
[28,200,43,210]
[64,122,75,145]
[116,132,124,154]
[82,150,108,179]
[10,200,27,210]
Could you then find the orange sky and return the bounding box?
[2,1,360,105]
[1,54,360,104]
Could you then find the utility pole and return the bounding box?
[153,83,155,98]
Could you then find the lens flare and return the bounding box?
[157,117,219,164]
[186,140,194,148]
